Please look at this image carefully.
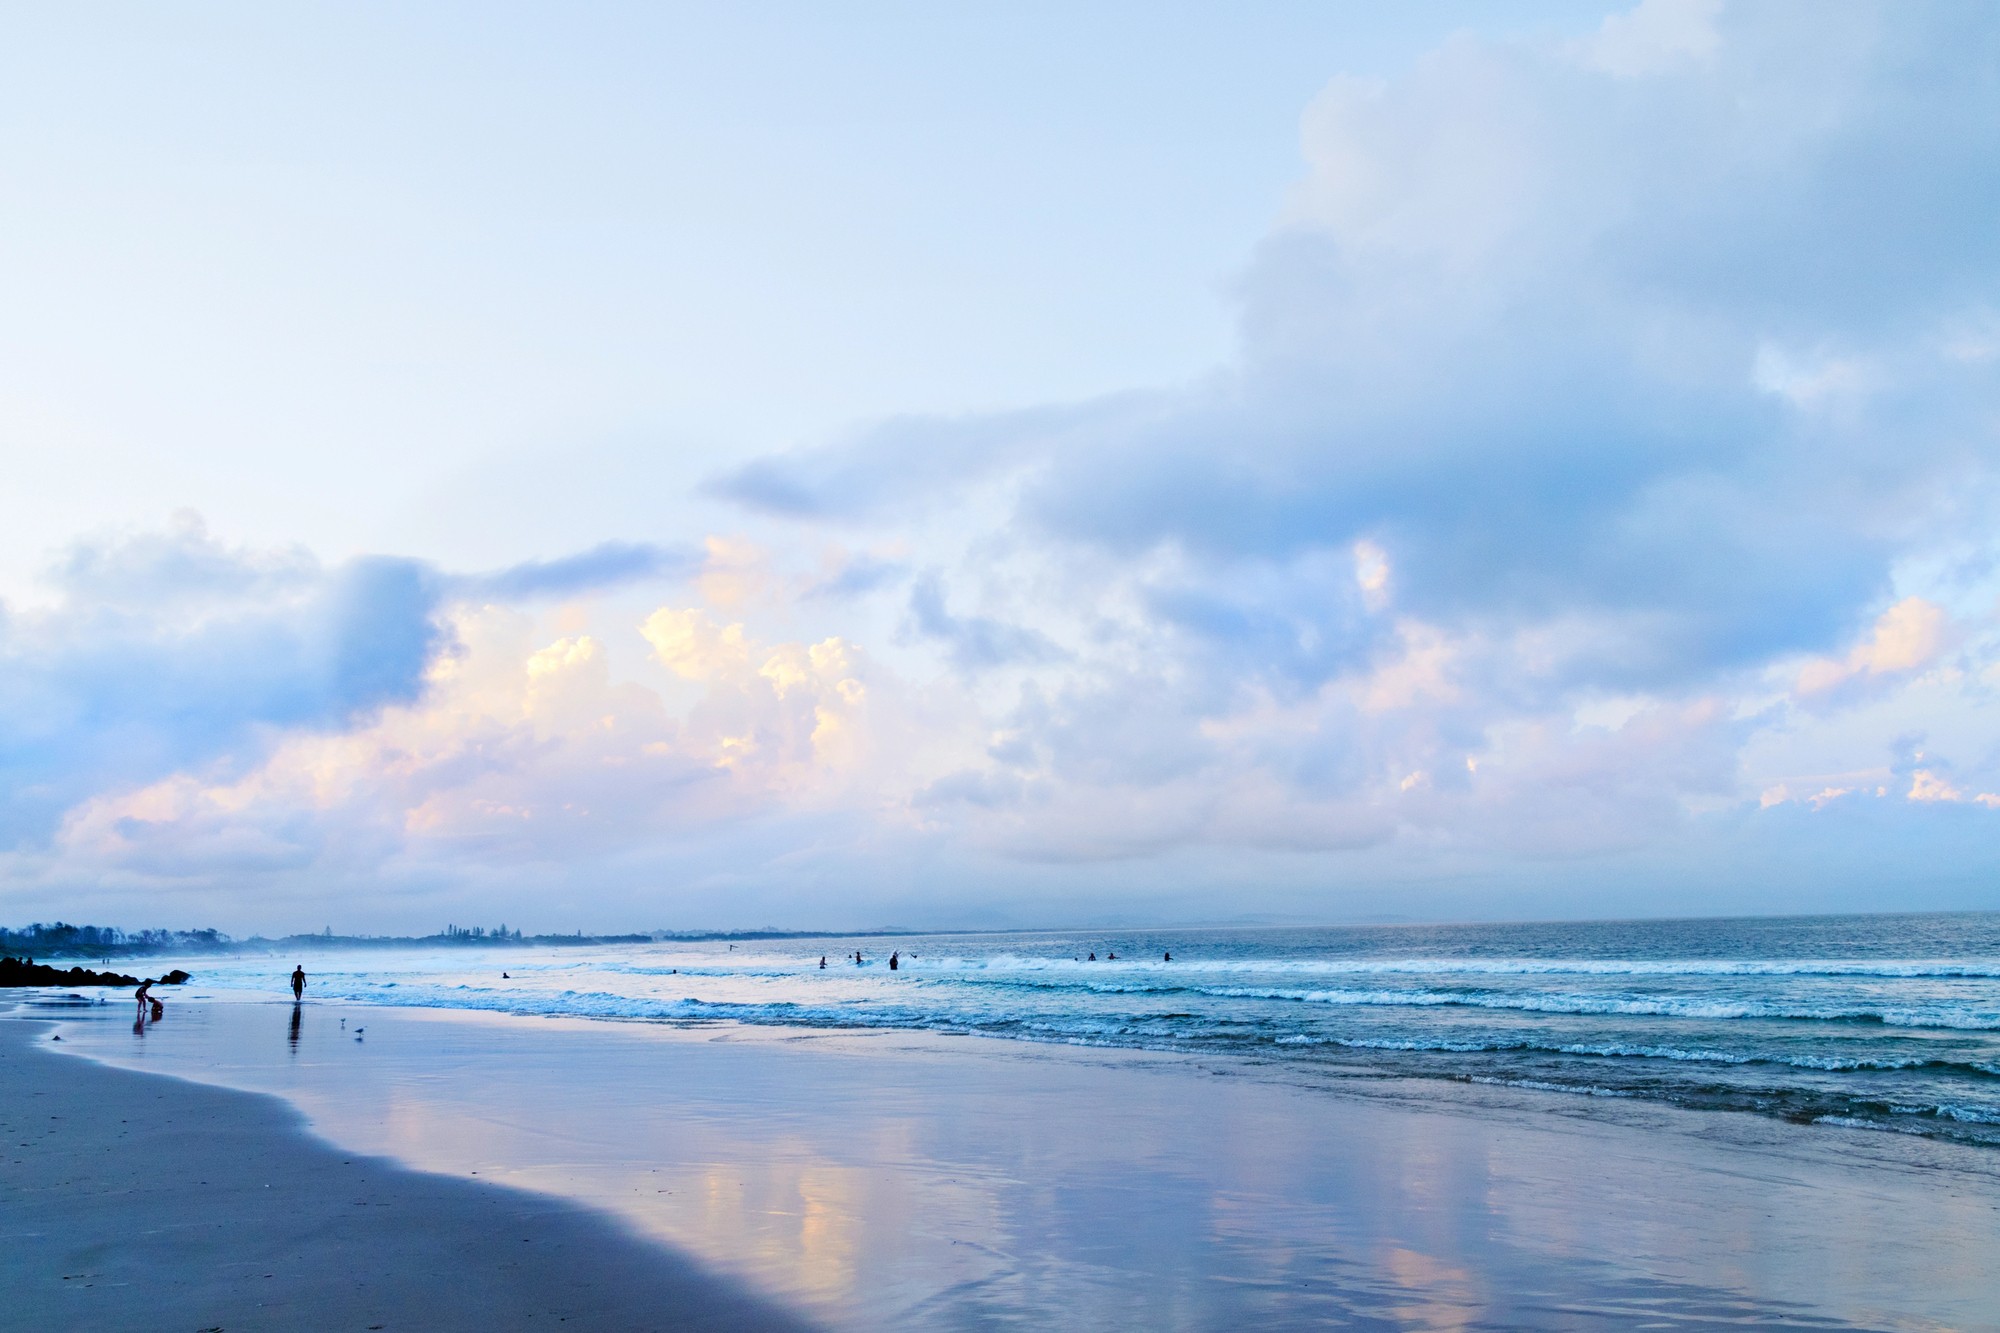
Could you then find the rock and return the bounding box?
[159,969,192,985]
[0,956,142,988]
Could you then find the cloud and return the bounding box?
[15,4,2000,927]
[706,400,1138,521]
[721,2,2000,700]
[689,0,2000,887]
[459,541,697,601]
[635,606,933,794]
[1794,596,1955,700]
[1577,0,1723,77]
[0,520,701,853]
[47,509,318,608]
[906,572,1066,672]
[44,597,963,899]
[0,524,446,845]
[802,551,909,601]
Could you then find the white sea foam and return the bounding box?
[1300,1035,1987,1074]
[1910,1103,2000,1125]
[920,953,2000,981]
[1187,983,2000,1030]
[1466,1076,1634,1098]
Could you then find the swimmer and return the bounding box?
[819,956,827,969]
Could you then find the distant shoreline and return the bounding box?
[0,925,944,962]
[9,905,1999,962]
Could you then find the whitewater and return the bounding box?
[143,910,2000,1147]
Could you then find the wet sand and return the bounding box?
[0,1017,814,1332]
[22,999,2000,1330]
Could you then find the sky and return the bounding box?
[5,0,2000,934]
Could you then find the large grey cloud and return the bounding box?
[717,1,2000,698]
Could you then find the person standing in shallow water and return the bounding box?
[291,965,306,1003]
[889,951,899,971]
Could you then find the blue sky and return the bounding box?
[5,1,2000,933]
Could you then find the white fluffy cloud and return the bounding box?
[42,602,963,882]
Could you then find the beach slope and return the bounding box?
[0,1018,813,1332]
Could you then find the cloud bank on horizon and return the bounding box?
[8,0,2000,931]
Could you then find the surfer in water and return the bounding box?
[889,951,899,971]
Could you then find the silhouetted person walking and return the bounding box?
[291,965,306,1003]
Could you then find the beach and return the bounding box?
[13,6,2000,1327]
[0,1015,812,1332]
[14,992,2000,1331]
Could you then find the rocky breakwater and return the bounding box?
[0,957,191,988]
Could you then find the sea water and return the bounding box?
[139,911,2000,1147]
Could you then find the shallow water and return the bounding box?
[34,1001,2000,1331]
[114,911,2000,1147]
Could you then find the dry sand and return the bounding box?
[0,1017,816,1332]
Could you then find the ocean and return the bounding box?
[153,910,2000,1148]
